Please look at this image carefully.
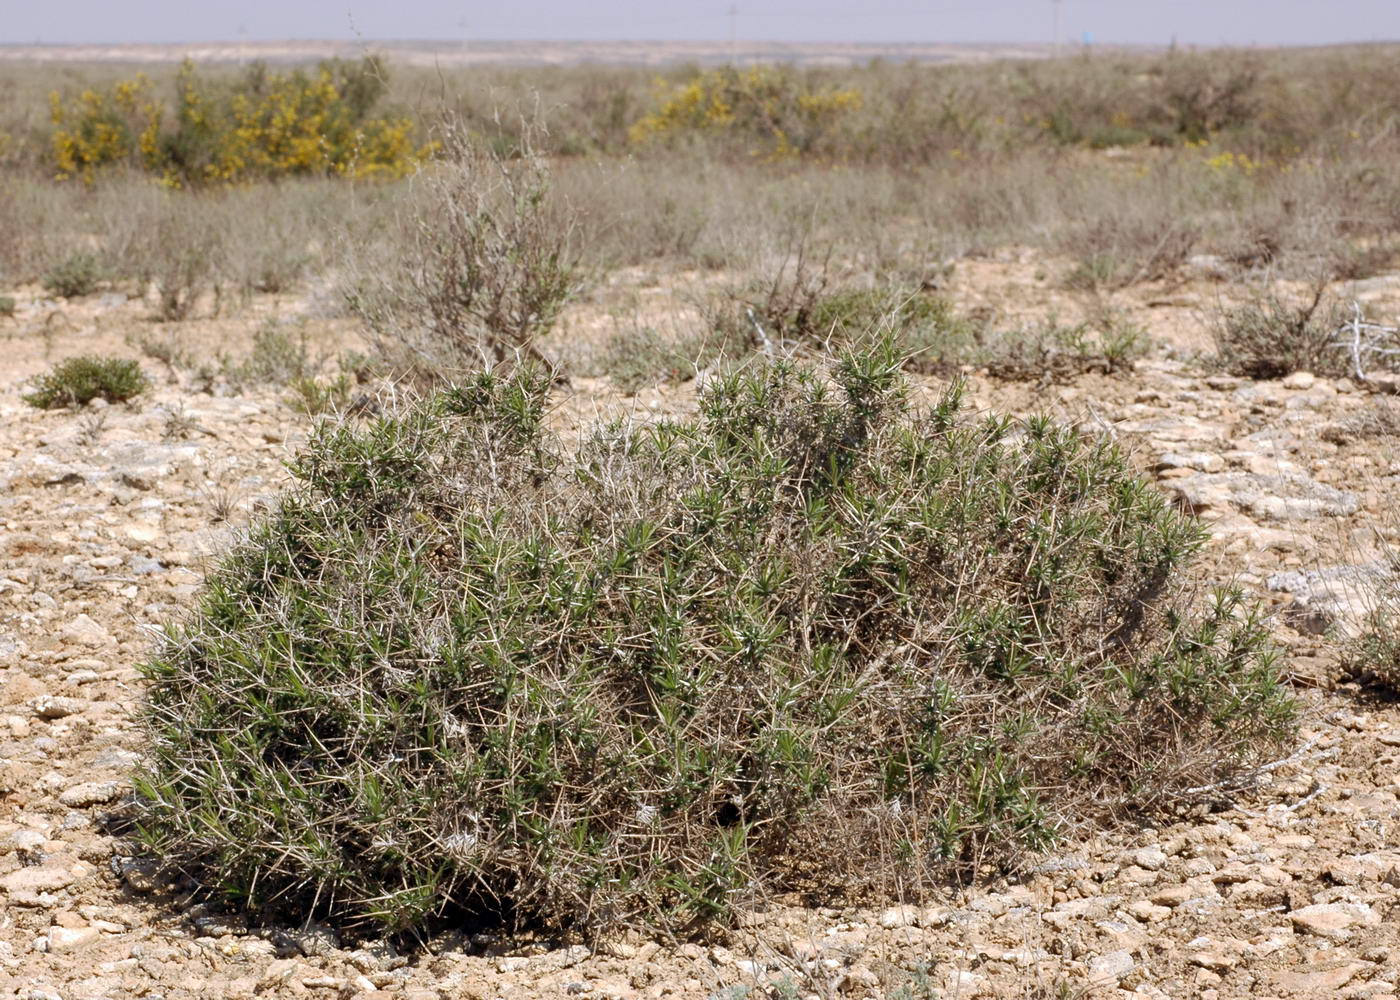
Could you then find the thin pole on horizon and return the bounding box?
[728,5,738,65]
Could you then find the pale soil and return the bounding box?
[2,263,1400,1000]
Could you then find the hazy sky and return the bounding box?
[4,1,1397,48]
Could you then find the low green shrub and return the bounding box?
[289,374,353,416]
[134,344,1292,938]
[42,251,105,298]
[22,355,148,408]
[222,322,315,389]
[1348,612,1400,693]
[0,295,15,317]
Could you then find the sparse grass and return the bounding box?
[134,344,1292,939]
[1321,399,1400,445]
[3,46,1395,325]
[127,328,193,373]
[602,325,735,393]
[22,354,148,409]
[133,199,223,321]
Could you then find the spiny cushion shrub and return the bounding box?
[134,344,1293,938]
[22,355,148,409]
[50,57,429,187]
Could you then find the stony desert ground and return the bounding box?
[3,253,1400,1000]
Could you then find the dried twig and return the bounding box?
[1329,300,1400,383]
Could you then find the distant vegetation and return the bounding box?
[0,46,1394,333]
[48,56,429,185]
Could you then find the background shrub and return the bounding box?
[347,120,581,377]
[49,56,429,187]
[1212,284,1346,378]
[42,250,105,298]
[134,345,1292,938]
[629,65,863,159]
[22,354,148,408]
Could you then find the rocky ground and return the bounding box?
[2,274,1400,999]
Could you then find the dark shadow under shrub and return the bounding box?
[134,343,1293,939]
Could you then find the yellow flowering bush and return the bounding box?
[50,57,431,186]
[50,75,163,182]
[629,66,862,159]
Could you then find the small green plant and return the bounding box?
[289,374,353,416]
[127,328,193,372]
[0,295,15,317]
[723,250,978,370]
[22,355,148,409]
[42,251,105,298]
[223,322,315,389]
[802,286,980,371]
[1348,612,1400,693]
[134,344,1292,939]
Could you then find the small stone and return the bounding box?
[1132,847,1169,871]
[116,858,161,893]
[1282,371,1317,390]
[59,614,110,648]
[1089,949,1136,984]
[1151,884,1192,907]
[1125,900,1171,923]
[1158,451,1224,473]
[1267,961,1372,994]
[1290,902,1380,940]
[11,829,47,857]
[1187,936,1244,971]
[30,696,87,720]
[292,921,340,957]
[58,781,124,808]
[47,926,99,952]
[878,904,919,929]
[1,866,76,895]
[257,959,301,990]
